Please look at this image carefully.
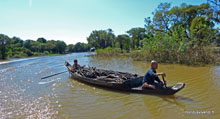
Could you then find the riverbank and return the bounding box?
[11,52,63,58]
[94,47,220,65]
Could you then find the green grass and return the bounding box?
[93,47,220,65]
[95,47,127,56]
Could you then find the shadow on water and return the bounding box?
[158,95,195,107]
[68,76,193,104]
[67,77,197,112]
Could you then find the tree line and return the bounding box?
[1,1,220,64]
[0,35,90,59]
[87,2,220,64]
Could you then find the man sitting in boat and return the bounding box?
[142,60,166,89]
[72,59,81,72]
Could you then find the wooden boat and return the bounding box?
[65,61,185,95]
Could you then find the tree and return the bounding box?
[67,44,75,52]
[190,16,215,47]
[73,42,89,52]
[208,0,220,23]
[37,37,47,43]
[24,40,34,49]
[0,34,11,59]
[152,3,172,35]
[54,40,67,54]
[116,34,130,51]
[127,27,146,49]
[12,37,24,47]
[30,41,41,52]
[87,29,116,49]
[45,41,56,53]
[144,3,218,48]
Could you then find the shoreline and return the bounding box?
[0,52,96,63]
[93,48,220,66]
[0,53,66,63]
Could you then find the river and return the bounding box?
[0,52,219,119]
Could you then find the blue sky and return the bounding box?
[0,0,208,44]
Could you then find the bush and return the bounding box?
[24,49,33,56]
[13,51,27,58]
[33,52,40,56]
[43,51,50,55]
[130,47,220,65]
[95,47,122,56]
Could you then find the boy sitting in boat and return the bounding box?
[71,59,81,72]
[142,60,166,89]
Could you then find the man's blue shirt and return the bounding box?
[143,68,161,84]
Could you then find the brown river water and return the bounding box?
[0,52,220,119]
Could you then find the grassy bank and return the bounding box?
[95,47,129,56]
[94,47,220,65]
[11,51,61,58]
[0,53,66,63]
[8,53,63,60]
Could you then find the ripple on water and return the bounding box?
[0,68,58,119]
[0,82,57,119]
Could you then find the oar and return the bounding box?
[41,71,68,80]
[162,76,167,88]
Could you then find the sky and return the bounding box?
[0,0,208,44]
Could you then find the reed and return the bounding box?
[94,47,220,65]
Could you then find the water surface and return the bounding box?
[0,53,219,119]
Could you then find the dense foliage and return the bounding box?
[0,35,90,59]
[87,28,146,51]
[87,2,220,64]
[67,42,90,52]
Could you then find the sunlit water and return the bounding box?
[0,53,220,119]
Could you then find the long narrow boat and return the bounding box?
[65,61,185,95]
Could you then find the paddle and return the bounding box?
[162,76,167,88]
[41,71,68,80]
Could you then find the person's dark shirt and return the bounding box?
[142,68,161,84]
[72,64,81,70]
